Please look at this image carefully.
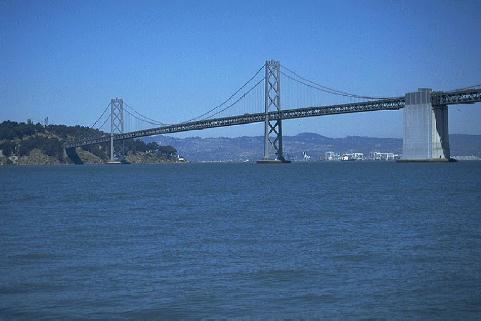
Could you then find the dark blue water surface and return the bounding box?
[1,162,481,320]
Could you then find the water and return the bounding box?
[1,162,481,320]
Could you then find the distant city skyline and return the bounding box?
[1,0,480,138]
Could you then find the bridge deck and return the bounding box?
[66,88,481,148]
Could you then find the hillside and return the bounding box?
[145,133,481,162]
[0,121,179,165]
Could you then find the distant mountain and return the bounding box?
[145,133,481,162]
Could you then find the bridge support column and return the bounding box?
[257,60,290,164]
[401,88,451,161]
[110,98,124,162]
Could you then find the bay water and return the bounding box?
[1,162,481,319]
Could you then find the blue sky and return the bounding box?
[1,0,480,138]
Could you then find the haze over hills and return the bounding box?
[145,133,481,162]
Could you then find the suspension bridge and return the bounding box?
[65,60,481,163]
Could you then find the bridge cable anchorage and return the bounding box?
[123,102,171,126]
[280,64,387,100]
[182,64,265,123]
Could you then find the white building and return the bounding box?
[371,152,396,161]
[325,151,339,161]
[340,153,364,161]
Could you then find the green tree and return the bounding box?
[0,141,16,157]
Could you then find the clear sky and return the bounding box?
[1,0,480,138]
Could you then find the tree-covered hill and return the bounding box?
[0,121,178,165]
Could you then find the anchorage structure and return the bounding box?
[402,88,450,161]
[257,60,289,163]
[110,98,124,161]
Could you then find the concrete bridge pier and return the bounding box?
[401,88,451,161]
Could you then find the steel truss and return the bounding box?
[66,88,481,149]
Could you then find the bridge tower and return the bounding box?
[110,98,124,161]
[401,88,451,161]
[257,60,290,163]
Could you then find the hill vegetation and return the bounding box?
[0,121,178,165]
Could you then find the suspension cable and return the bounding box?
[205,77,264,120]
[90,102,111,128]
[443,84,481,93]
[123,108,167,127]
[124,102,170,126]
[97,116,110,132]
[183,64,265,122]
[281,64,386,100]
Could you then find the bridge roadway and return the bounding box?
[66,88,481,148]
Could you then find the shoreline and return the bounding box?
[2,159,480,166]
